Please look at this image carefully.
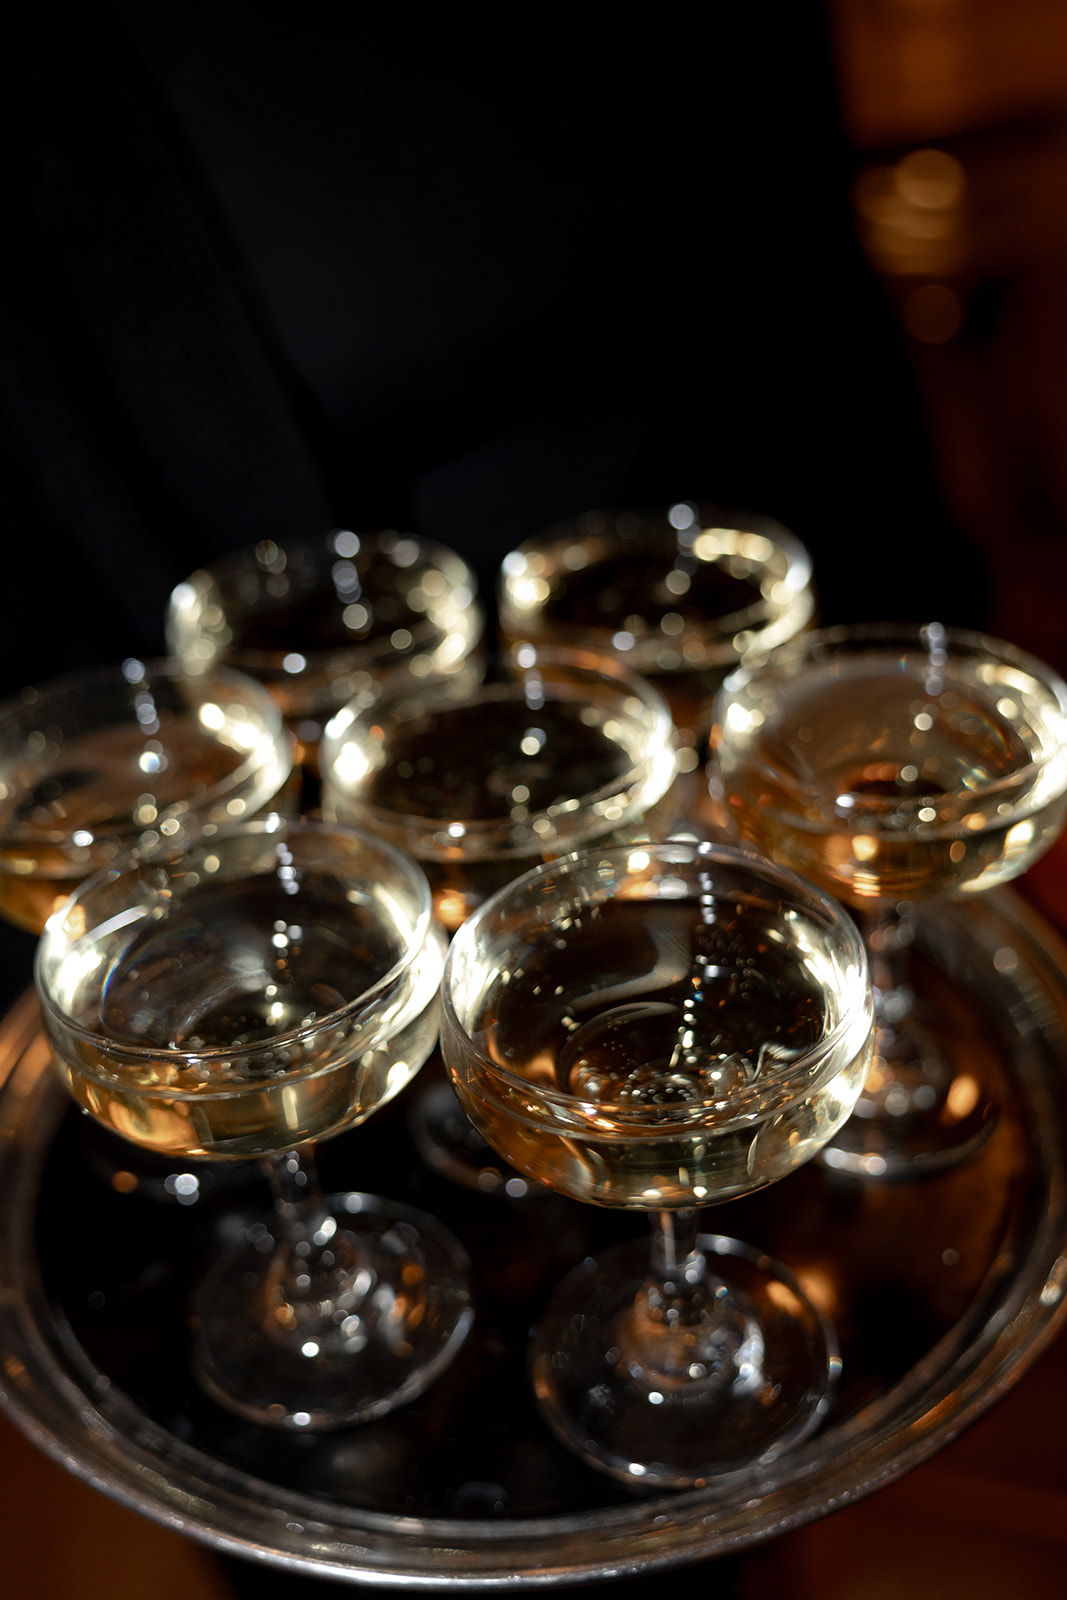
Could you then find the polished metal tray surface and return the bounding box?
[1,890,1066,1588]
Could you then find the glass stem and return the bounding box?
[646,1207,712,1328]
[861,904,917,1032]
[622,1209,751,1389]
[265,1145,330,1243]
[855,902,952,1114]
[258,1147,366,1353]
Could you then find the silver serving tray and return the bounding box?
[1,889,1066,1588]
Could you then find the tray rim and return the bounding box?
[2,887,1067,1588]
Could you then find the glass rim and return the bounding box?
[320,645,677,851]
[0,658,292,847]
[167,528,485,673]
[187,525,476,579]
[442,837,873,1127]
[34,815,438,1085]
[716,620,1067,820]
[496,502,816,656]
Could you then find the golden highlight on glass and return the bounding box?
[0,658,293,935]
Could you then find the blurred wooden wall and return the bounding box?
[829,0,1067,675]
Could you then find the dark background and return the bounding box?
[1,0,986,704]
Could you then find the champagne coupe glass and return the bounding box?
[497,502,815,828]
[35,814,472,1430]
[714,622,1067,1178]
[442,841,873,1486]
[320,645,678,1191]
[166,528,484,782]
[0,657,294,937]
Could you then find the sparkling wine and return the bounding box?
[498,507,815,734]
[520,552,764,638]
[168,531,482,724]
[42,869,442,1160]
[717,650,1067,905]
[323,671,675,931]
[0,703,290,934]
[445,895,872,1207]
[358,698,634,820]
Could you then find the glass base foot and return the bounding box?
[531,1234,839,1488]
[819,1017,998,1180]
[190,1192,474,1431]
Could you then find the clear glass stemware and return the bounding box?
[320,644,677,932]
[167,528,485,782]
[714,621,1067,1177]
[497,501,815,830]
[35,815,471,1430]
[442,840,873,1486]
